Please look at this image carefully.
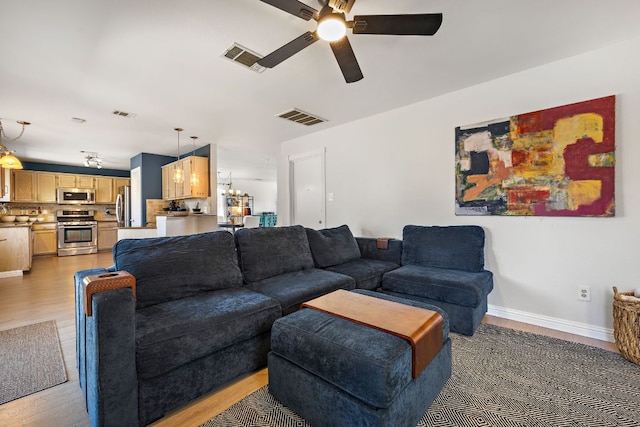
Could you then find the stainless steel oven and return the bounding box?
[57,209,98,256]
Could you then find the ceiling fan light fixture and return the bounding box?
[317,14,347,41]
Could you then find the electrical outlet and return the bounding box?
[578,286,591,302]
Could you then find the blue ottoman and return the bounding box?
[268,290,451,427]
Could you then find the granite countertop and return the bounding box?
[0,222,33,228]
[156,212,217,217]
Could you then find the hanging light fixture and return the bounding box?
[173,127,184,184]
[0,119,30,170]
[81,151,103,169]
[190,135,199,186]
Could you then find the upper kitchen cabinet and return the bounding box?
[161,156,209,201]
[12,171,57,202]
[162,163,177,200]
[95,177,131,204]
[185,156,209,198]
[12,170,37,202]
[95,177,114,204]
[114,178,130,191]
[0,166,9,201]
[36,172,57,202]
[57,173,95,188]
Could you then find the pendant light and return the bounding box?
[173,127,184,184]
[190,136,199,186]
[0,119,30,170]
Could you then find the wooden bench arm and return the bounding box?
[82,271,136,316]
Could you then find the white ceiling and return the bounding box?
[2,0,640,181]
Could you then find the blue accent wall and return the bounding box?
[21,162,130,177]
[131,145,211,225]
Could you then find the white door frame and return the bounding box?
[288,148,326,227]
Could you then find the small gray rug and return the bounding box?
[203,324,640,426]
[0,321,67,405]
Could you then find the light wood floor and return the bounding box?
[0,253,618,427]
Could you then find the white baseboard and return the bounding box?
[488,304,615,343]
[0,270,23,279]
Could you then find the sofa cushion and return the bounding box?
[381,265,494,308]
[401,225,485,272]
[246,269,356,315]
[113,231,243,308]
[235,225,314,283]
[305,225,361,268]
[135,287,281,379]
[325,259,399,290]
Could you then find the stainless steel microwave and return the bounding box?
[56,187,96,205]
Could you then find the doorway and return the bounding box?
[289,149,325,229]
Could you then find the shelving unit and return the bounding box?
[225,194,253,224]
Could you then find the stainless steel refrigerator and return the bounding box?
[115,185,132,227]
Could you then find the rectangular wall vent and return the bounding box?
[277,108,327,126]
[222,43,266,73]
[112,110,137,118]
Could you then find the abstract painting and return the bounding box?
[455,96,615,217]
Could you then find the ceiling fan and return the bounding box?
[257,0,443,83]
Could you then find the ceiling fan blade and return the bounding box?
[352,13,443,36]
[259,0,318,21]
[258,31,320,68]
[329,36,363,83]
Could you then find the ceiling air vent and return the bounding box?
[112,110,137,118]
[277,108,327,126]
[222,43,266,73]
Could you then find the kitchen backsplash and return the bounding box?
[1,202,116,222]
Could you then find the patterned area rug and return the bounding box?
[203,323,640,427]
[0,321,67,405]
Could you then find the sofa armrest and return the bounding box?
[356,237,402,264]
[75,268,138,426]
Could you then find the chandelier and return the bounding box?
[82,151,103,169]
[0,119,30,170]
[173,127,184,184]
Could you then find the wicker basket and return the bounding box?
[612,286,640,365]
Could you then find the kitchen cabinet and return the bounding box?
[36,173,57,202]
[57,173,95,188]
[162,163,177,200]
[0,166,9,201]
[184,156,209,198]
[161,156,209,200]
[11,170,37,202]
[11,171,57,202]
[77,175,95,188]
[95,177,114,204]
[57,174,76,187]
[98,221,118,251]
[114,177,130,192]
[32,223,57,255]
[0,226,32,272]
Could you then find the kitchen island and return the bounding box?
[155,213,218,237]
[0,223,32,277]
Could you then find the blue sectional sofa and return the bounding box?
[75,231,282,426]
[74,223,492,426]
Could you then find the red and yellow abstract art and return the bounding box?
[455,96,615,217]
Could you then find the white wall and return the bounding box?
[231,178,278,214]
[278,36,640,340]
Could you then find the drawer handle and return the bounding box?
[0,238,6,242]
